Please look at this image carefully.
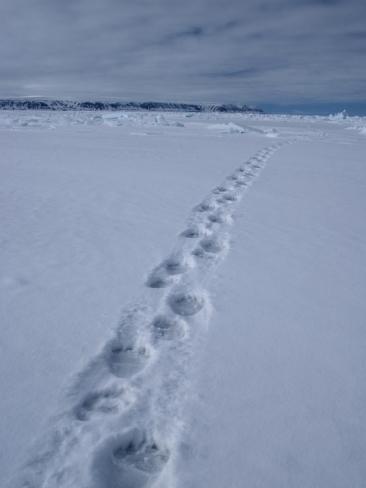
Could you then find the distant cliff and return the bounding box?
[0,99,263,113]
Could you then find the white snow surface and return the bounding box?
[1,110,365,488]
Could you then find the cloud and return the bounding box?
[0,0,365,105]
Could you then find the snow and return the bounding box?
[180,138,366,488]
[1,110,365,488]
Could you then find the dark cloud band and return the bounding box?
[0,0,365,106]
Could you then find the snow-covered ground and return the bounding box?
[1,110,365,488]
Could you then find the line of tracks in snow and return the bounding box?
[11,140,292,488]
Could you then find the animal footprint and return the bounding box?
[250,163,261,169]
[234,180,247,188]
[181,226,201,238]
[74,386,128,421]
[164,254,193,275]
[152,314,187,341]
[215,196,226,204]
[212,185,227,194]
[199,236,227,254]
[146,273,173,288]
[195,201,215,213]
[106,340,151,378]
[207,211,228,224]
[91,428,170,488]
[168,290,205,316]
[222,193,238,202]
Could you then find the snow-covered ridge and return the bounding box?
[0,99,263,113]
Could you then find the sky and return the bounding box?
[0,0,365,113]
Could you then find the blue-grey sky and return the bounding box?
[1,0,365,111]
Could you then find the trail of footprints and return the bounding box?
[16,142,288,488]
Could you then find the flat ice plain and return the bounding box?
[1,110,365,487]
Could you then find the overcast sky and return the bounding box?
[0,0,365,109]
